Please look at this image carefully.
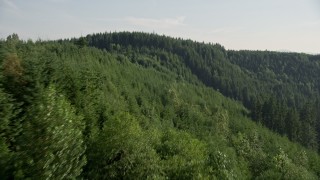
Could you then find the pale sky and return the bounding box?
[0,0,319,53]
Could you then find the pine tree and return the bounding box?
[299,103,318,150]
[285,109,300,142]
[85,112,161,179]
[17,85,86,179]
[0,87,15,178]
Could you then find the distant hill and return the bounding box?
[85,32,320,151]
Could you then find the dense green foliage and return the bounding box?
[0,32,320,179]
[84,32,320,152]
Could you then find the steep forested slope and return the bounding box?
[83,32,320,151]
[0,33,320,179]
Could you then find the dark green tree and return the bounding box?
[76,37,88,48]
[0,87,16,178]
[285,109,300,142]
[85,112,162,179]
[300,103,318,150]
[17,85,86,179]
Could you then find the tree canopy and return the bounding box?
[0,32,319,179]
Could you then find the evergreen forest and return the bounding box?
[1,32,320,179]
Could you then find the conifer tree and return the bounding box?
[17,85,86,179]
[0,87,15,178]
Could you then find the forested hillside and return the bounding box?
[84,32,320,152]
[1,33,320,179]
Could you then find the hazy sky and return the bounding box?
[1,0,319,53]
